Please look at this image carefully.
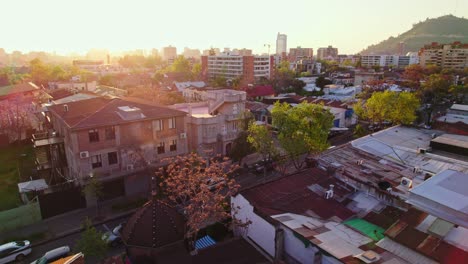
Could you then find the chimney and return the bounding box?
[64,104,69,112]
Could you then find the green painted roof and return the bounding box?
[344,218,385,241]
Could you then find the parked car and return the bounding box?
[102,223,124,247]
[0,241,31,264]
[30,246,70,264]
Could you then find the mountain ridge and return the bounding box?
[360,15,468,55]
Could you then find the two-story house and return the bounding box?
[43,97,188,197]
[171,89,247,156]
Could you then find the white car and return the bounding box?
[101,223,124,247]
[30,246,70,264]
[0,240,31,264]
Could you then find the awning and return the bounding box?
[18,179,48,193]
[195,235,216,249]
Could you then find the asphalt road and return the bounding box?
[19,215,129,264]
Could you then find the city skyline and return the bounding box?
[2,0,468,55]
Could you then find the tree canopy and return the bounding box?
[271,102,334,169]
[75,218,108,260]
[159,153,240,244]
[354,90,420,125]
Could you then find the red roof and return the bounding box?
[304,97,348,109]
[48,97,187,130]
[47,88,74,100]
[384,209,468,263]
[241,168,354,221]
[244,85,275,97]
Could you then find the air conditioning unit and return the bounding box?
[126,164,134,171]
[412,167,423,173]
[79,151,89,159]
[418,147,431,154]
[180,132,187,139]
[400,177,413,188]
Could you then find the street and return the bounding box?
[19,216,129,264]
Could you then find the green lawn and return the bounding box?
[0,144,35,211]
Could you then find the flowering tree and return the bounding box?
[158,153,242,249]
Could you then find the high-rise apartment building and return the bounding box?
[162,46,177,61]
[317,46,338,60]
[288,46,313,62]
[201,52,274,86]
[419,42,468,70]
[360,54,419,68]
[276,33,287,55]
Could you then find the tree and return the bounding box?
[354,90,420,125]
[82,177,103,217]
[403,64,425,89]
[75,218,108,260]
[191,63,202,80]
[228,113,255,165]
[159,153,240,249]
[0,94,33,142]
[247,123,278,176]
[315,76,332,89]
[420,74,451,104]
[271,102,334,170]
[449,84,468,104]
[30,58,51,86]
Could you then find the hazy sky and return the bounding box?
[2,0,467,55]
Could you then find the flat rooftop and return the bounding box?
[408,169,468,228]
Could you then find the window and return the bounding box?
[157,142,165,154]
[91,154,102,168]
[168,117,176,129]
[105,126,115,140]
[155,120,163,131]
[88,129,99,142]
[108,152,118,165]
[170,140,177,152]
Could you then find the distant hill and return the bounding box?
[360,15,468,55]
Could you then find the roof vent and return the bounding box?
[325,184,334,199]
[354,250,381,263]
[64,104,69,112]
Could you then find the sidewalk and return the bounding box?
[0,195,145,246]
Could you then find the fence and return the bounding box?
[0,201,41,233]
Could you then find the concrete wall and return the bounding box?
[282,227,318,264]
[231,194,276,257]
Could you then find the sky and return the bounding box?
[2,0,468,55]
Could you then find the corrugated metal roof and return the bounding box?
[376,237,438,264]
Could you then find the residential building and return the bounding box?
[419,42,468,70]
[162,46,177,61]
[294,59,314,74]
[317,46,338,61]
[201,52,274,86]
[232,125,468,263]
[48,81,98,92]
[337,55,360,66]
[36,97,188,197]
[360,55,419,68]
[183,47,201,59]
[235,48,253,56]
[171,89,246,156]
[276,33,287,55]
[288,47,313,62]
[354,70,384,86]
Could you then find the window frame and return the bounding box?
[88,129,99,142]
[105,126,116,140]
[170,139,177,152]
[108,152,118,165]
[155,119,164,131]
[168,117,176,129]
[91,154,102,168]
[157,142,165,154]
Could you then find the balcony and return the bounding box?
[225,114,241,121]
[32,131,64,147]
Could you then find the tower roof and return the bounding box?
[121,199,186,249]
